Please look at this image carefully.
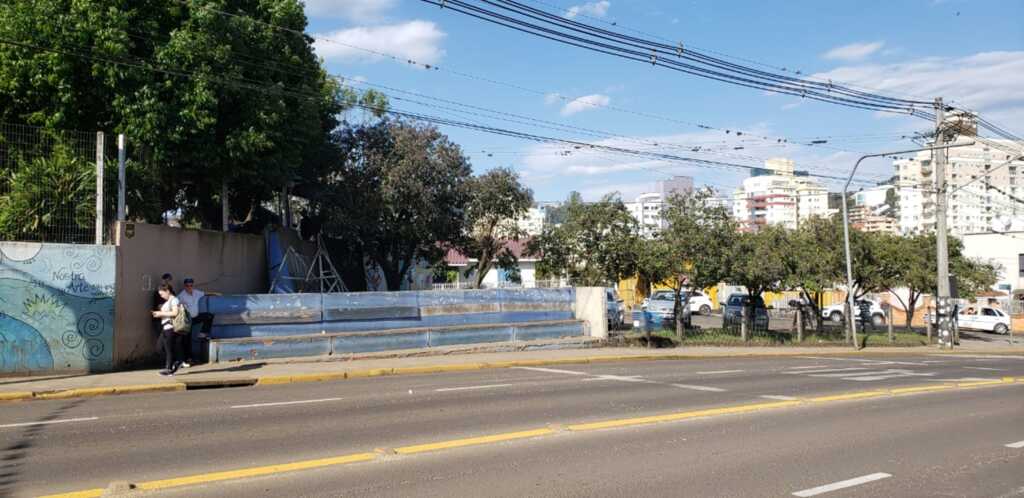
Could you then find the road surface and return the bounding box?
[2,353,1022,497]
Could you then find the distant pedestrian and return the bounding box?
[857,300,873,331]
[178,277,215,364]
[152,284,183,376]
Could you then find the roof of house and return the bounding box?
[444,239,536,266]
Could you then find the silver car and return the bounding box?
[644,290,691,327]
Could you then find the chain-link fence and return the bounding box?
[0,122,108,244]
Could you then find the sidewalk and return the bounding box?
[3,339,1023,402]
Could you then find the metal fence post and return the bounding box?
[117,134,126,222]
[95,132,105,244]
[796,307,803,343]
[887,306,894,344]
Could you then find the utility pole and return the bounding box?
[933,98,953,350]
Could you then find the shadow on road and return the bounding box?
[0,398,88,498]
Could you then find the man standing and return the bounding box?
[178,278,215,364]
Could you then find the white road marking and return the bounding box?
[0,417,98,429]
[792,472,892,497]
[785,365,829,370]
[583,375,649,383]
[671,384,727,392]
[799,356,924,366]
[964,367,1006,372]
[760,395,798,401]
[696,370,745,375]
[932,354,1024,360]
[512,366,589,376]
[230,398,343,409]
[807,369,935,382]
[1005,440,1024,449]
[787,367,869,375]
[434,384,515,392]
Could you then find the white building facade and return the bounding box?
[623,176,694,238]
[896,114,1024,236]
[732,158,831,230]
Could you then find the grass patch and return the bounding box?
[623,327,929,348]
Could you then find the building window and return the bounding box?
[1020,254,1024,277]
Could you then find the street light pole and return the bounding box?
[841,142,973,349]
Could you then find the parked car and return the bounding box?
[685,291,715,315]
[722,293,769,330]
[606,288,625,330]
[642,290,714,315]
[821,300,886,327]
[643,290,691,327]
[927,306,1011,334]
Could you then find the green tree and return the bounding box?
[311,120,472,291]
[0,0,355,227]
[459,167,534,289]
[651,188,737,337]
[530,193,639,286]
[878,233,999,328]
[785,216,843,330]
[727,224,790,333]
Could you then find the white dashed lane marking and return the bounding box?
[792,472,892,497]
[435,384,516,392]
[230,398,343,409]
[696,370,745,375]
[0,417,99,429]
[1006,440,1024,449]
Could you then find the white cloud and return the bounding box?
[813,51,1024,119]
[822,41,886,61]
[314,21,446,65]
[304,0,396,22]
[566,1,610,19]
[544,93,562,105]
[560,94,611,116]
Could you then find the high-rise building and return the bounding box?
[623,176,694,238]
[732,158,831,230]
[896,113,1024,235]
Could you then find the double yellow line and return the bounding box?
[40,377,1024,498]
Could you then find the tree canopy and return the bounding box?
[530,193,639,286]
[0,0,358,227]
[459,167,534,288]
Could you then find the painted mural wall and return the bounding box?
[0,242,115,373]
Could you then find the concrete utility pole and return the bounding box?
[933,98,954,350]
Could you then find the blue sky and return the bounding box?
[304,0,1024,202]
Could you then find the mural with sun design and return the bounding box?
[0,242,115,373]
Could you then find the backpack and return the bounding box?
[172,305,192,334]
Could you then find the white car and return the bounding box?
[642,290,714,315]
[934,307,1012,334]
[822,300,886,326]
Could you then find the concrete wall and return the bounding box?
[575,287,607,339]
[0,242,115,373]
[113,222,266,367]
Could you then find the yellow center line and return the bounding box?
[395,428,555,454]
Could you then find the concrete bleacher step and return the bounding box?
[209,319,587,362]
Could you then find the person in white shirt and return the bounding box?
[151,284,183,376]
[179,277,215,364]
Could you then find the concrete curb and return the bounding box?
[6,348,1024,403]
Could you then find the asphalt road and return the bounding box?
[2,353,1022,497]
